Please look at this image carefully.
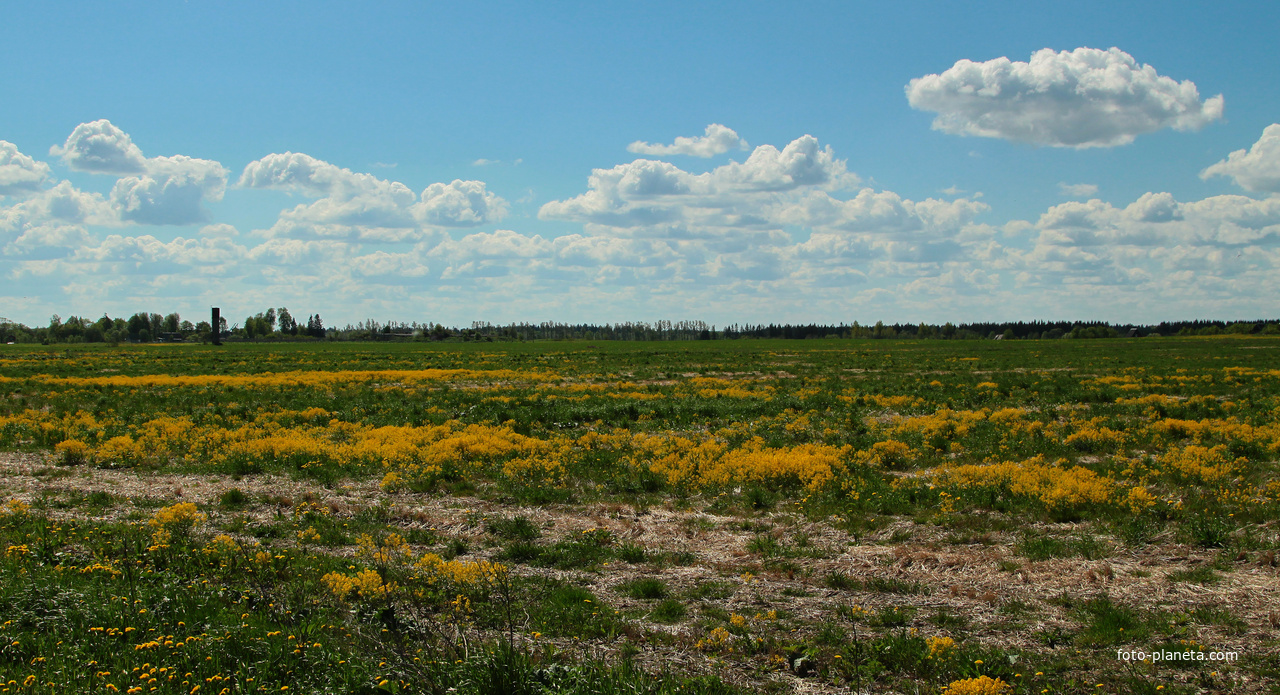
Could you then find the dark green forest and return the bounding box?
[3,307,1278,345]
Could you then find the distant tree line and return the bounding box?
[2,312,1278,346]
[0,308,326,345]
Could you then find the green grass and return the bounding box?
[486,515,542,541]
[649,599,687,624]
[620,577,668,600]
[1167,565,1222,584]
[1017,533,1111,561]
[616,542,647,563]
[824,570,928,595]
[929,607,971,629]
[869,605,916,628]
[1184,513,1235,548]
[684,581,734,601]
[3,336,1279,694]
[518,582,619,639]
[1075,595,1150,647]
[218,486,249,508]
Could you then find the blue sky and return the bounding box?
[3,1,1279,327]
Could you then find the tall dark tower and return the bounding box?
[212,307,221,346]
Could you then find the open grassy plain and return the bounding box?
[1,337,1278,694]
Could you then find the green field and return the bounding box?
[1,337,1278,694]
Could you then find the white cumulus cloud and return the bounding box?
[776,189,988,239]
[0,150,118,261]
[48,120,229,225]
[627,124,748,158]
[247,238,347,266]
[50,119,148,174]
[414,180,509,227]
[238,152,396,200]
[536,133,995,297]
[2,217,93,260]
[540,134,858,231]
[1032,191,1223,248]
[1201,124,1280,193]
[554,235,674,268]
[350,250,429,278]
[32,234,252,284]
[240,153,506,241]
[0,141,51,196]
[19,120,1280,325]
[431,229,553,262]
[906,47,1224,148]
[0,181,113,249]
[711,135,856,191]
[110,155,229,225]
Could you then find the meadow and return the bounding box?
[1,337,1278,694]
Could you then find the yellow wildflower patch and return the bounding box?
[943,675,1012,695]
[1159,445,1242,484]
[936,455,1113,510]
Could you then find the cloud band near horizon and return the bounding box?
[2,84,1277,326]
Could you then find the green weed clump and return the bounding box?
[621,577,669,600]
